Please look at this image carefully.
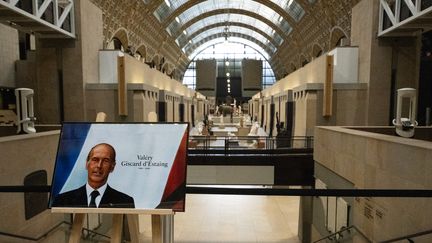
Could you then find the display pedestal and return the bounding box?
[51,208,174,243]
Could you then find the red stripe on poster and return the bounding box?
[160,130,187,203]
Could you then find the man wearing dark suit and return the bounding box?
[52,143,135,208]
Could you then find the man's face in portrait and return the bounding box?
[86,144,116,189]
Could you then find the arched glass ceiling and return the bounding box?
[188,37,271,60]
[176,24,280,49]
[273,0,305,22]
[176,14,284,47]
[182,27,276,56]
[152,0,310,67]
[183,41,276,90]
[156,0,294,35]
[155,0,305,25]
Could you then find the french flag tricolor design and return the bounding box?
[157,129,188,211]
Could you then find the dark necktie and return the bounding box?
[89,190,100,208]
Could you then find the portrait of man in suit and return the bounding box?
[52,143,135,208]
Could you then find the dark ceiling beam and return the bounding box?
[252,0,297,26]
[184,32,274,58]
[147,0,163,12]
[179,21,280,49]
[161,0,206,27]
[295,0,311,10]
[171,9,287,39]
[161,0,298,29]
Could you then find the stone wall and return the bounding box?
[0,24,19,88]
[350,0,420,126]
[0,131,65,242]
[314,126,432,242]
[290,83,367,137]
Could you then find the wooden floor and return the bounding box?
[139,194,301,243]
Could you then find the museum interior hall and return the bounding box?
[1,0,432,242]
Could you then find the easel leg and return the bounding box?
[111,214,123,243]
[69,213,85,243]
[151,215,174,243]
[127,214,140,243]
[165,215,174,243]
[151,215,162,243]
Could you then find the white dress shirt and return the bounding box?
[86,183,108,207]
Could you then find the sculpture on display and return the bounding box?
[253,113,258,122]
[275,112,281,134]
[274,112,291,148]
[219,105,233,116]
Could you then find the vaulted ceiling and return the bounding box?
[93,0,360,81]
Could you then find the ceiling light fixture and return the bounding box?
[164,0,171,7]
[224,24,229,42]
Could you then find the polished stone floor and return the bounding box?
[1,194,300,243]
[138,194,301,243]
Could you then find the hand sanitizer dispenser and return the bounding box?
[392,88,417,138]
[15,88,36,134]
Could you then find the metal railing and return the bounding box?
[0,221,66,242]
[0,220,111,242]
[380,228,432,243]
[188,135,314,151]
[313,225,372,243]
[2,185,432,242]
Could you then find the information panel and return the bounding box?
[49,122,188,211]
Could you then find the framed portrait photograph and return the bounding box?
[49,122,188,212]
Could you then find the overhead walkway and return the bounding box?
[379,0,432,37]
[0,0,75,38]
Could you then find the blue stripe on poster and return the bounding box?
[51,123,91,196]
